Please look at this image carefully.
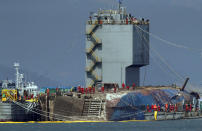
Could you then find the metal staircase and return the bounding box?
[92,33,102,44]
[91,71,100,81]
[85,61,95,72]
[86,41,101,54]
[86,22,102,87]
[82,99,104,117]
[86,24,99,35]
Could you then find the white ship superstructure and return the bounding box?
[14,62,39,97]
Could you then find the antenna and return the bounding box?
[118,0,123,10]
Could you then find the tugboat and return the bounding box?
[0,63,41,121]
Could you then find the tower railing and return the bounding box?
[87,19,149,25]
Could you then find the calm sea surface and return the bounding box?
[1,119,202,131]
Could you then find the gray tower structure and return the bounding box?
[85,6,149,88]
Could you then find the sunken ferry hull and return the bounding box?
[0,102,41,121]
[105,87,197,121]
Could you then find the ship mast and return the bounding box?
[14,62,20,89]
[118,0,123,11]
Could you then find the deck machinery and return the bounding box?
[85,4,150,88]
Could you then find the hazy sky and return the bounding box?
[0,0,202,87]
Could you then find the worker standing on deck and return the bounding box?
[101,87,104,93]
[165,104,168,112]
[153,104,157,111]
[151,104,154,112]
[146,104,151,112]
[158,105,161,111]
[93,87,95,94]
[185,104,189,112]
[114,87,117,93]
[132,83,136,90]
[122,83,125,89]
[153,104,158,120]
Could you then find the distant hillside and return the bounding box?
[0,64,60,87]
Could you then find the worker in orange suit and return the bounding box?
[189,103,192,112]
[175,104,178,112]
[153,104,157,111]
[85,88,88,94]
[122,83,125,89]
[114,87,116,93]
[93,87,95,94]
[146,104,151,112]
[165,104,168,112]
[101,87,104,93]
[132,83,136,90]
[81,88,84,94]
[151,104,154,112]
[185,104,189,112]
[158,105,161,111]
[89,87,92,94]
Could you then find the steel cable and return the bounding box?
[135,25,202,52]
[135,25,185,82]
[13,101,76,120]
